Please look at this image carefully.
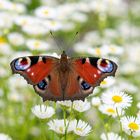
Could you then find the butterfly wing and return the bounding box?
[64,57,117,100]
[10,56,58,85]
[10,56,64,101]
[10,55,117,101]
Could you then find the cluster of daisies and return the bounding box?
[31,101,92,137]
[30,87,140,139]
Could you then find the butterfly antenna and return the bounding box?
[66,31,79,56]
[50,31,63,53]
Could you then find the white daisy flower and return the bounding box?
[74,42,109,56]
[121,116,140,137]
[101,90,132,109]
[84,31,101,45]
[137,110,140,117]
[9,2,26,13]
[74,42,93,53]
[0,0,10,9]
[43,20,62,31]
[26,39,50,51]
[22,23,49,36]
[70,12,87,23]
[7,89,25,102]
[137,102,140,109]
[8,75,27,88]
[99,104,124,118]
[0,133,12,140]
[0,0,26,13]
[57,100,72,107]
[91,97,101,107]
[92,47,109,56]
[100,76,116,88]
[0,12,15,29]
[35,6,56,19]
[73,120,92,136]
[101,132,124,140]
[8,32,25,46]
[60,22,75,31]
[31,104,55,119]
[120,62,139,75]
[47,119,73,134]
[101,44,124,55]
[0,66,9,77]
[116,82,138,93]
[73,100,91,112]
[0,41,13,55]
[14,15,38,26]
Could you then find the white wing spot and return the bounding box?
[38,57,42,62]
[97,70,101,74]
[94,74,97,78]
[86,58,90,63]
[31,72,34,76]
[27,69,31,72]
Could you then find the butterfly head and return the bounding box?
[60,51,68,62]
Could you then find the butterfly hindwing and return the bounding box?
[33,69,63,101]
[64,57,117,100]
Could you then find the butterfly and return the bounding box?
[10,51,117,101]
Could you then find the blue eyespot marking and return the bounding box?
[37,80,48,90]
[97,59,113,73]
[14,57,31,70]
[81,81,91,90]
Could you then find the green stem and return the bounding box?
[62,103,74,140]
[116,108,123,136]
[63,108,67,140]
[129,131,133,140]
[39,120,46,140]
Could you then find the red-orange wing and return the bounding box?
[65,57,117,100]
[10,56,58,85]
[10,56,64,101]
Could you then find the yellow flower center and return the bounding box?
[95,48,101,55]
[76,127,83,132]
[0,2,3,8]
[110,46,116,53]
[34,41,40,48]
[12,4,17,9]
[112,95,122,103]
[107,108,115,114]
[59,126,64,133]
[44,10,49,15]
[101,80,107,85]
[0,37,6,44]
[22,20,28,26]
[128,122,139,131]
[51,21,56,26]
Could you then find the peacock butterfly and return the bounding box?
[10,51,117,101]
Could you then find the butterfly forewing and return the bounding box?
[10,56,59,84]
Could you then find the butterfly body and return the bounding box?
[10,51,117,101]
